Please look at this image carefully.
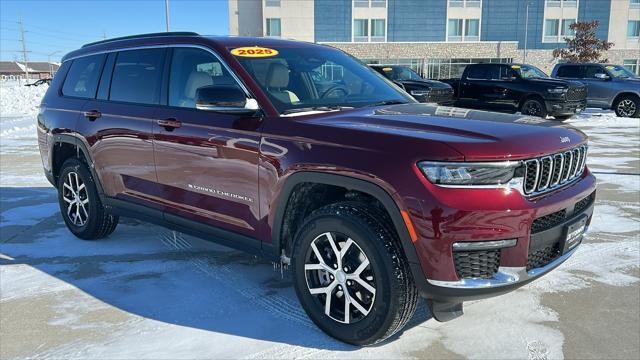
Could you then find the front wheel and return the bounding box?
[614,96,640,118]
[57,158,119,240]
[521,98,548,118]
[291,202,418,345]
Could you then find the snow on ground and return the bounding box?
[0,82,639,359]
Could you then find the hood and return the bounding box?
[397,79,452,90]
[528,77,584,88]
[306,103,587,161]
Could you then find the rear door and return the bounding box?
[152,47,262,239]
[76,48,166,206]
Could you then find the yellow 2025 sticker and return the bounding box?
[231,47,279,57]
[511,65,521,69]
[382,67,393,71]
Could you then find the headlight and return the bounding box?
[547,87,567,94]
[417,161,520,185]
[410,89,430,96]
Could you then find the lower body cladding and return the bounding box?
[408,178,596,322]
[545,99,587,116]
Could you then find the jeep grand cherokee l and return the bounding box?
[38,33,596,345]
[443,63,587,119]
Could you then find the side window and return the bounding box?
[583,65,605,79]
[556,65,581,78]
[169,48,237,108]
[466,65,489,79]
[109,49,165,105]
[61,54,106,98]
[500,66,517,79]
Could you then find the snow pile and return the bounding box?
[0,80,47,117]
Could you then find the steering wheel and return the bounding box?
[320,85,349,99]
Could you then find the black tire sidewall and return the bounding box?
[291,213,401,345]
[57,158,103,239]
[522,98,547,118]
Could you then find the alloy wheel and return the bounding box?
[304,232,376,324]
[523,101,542,117]
[617,99,637,117]
[62,171,89,226]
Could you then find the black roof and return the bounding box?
[82,32,200,48]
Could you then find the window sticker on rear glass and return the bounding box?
[231,47,279,57]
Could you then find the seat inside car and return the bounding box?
[181,71,214,108]
[265,63,300,104]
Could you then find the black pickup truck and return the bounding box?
[370,65,454,104]
[441,63,587,119]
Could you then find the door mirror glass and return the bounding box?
[195,85,259,115]
[594,73,610,80]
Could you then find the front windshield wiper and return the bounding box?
[364,99,410,107]
[281,106,354,115]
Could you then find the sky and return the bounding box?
[0,0,230,62]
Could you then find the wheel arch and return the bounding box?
[611,91,640,107]
[50,134,105,196]
[518,93,546,110]
[270,171,421,267]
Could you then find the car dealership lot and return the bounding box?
[1,103,638,358]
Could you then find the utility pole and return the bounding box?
[103,30,107,39]
[524,2,531,63]
[47,51,60,78]
[165,0,170,32]
[18,17,29,80]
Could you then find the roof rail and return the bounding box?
[82,32,200,48]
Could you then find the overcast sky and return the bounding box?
[0,0,230,62]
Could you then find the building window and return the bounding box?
[632,0,640,9]
[371,19,385,42]
[561,19,576,36]
[424,58,513,79]
[465,19,480,41]
[449,0,481,7]
[354,0,386,7]
[354,0,369,7]
[547,0,576,7]
[448,19,463,41]
[266,18,281,37]
[354,19,369,42]
[265,0,280,6]
[544,19,560,42]
[623,59,639,75]
[448,18,480,41]
[628,21,640,39]
[371,0,386,7]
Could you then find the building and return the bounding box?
[0,61,60,80]
[228,0,640,78]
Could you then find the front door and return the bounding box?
[581,65,611,107]
[153,47,263,239]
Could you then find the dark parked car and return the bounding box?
[39,33,596,345]
[551,63,640,118]
[370,65,453,104]
[442,63,587,119]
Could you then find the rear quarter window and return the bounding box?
[61,54,106,98]
[109,49,166,105]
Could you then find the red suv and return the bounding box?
[38,33,596,345]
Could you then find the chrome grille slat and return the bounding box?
[522,145,588,196]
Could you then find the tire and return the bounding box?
[613,95,640,118]
[554,115,573,121]
[521,98,548,118]
[291,201,418,345]
[57,158,119,240]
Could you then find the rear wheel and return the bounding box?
[521,98,548,118]
[613,95,639,118]
[57,158,119,240]
[291,202,418,345]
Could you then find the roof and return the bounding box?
[0,61,59,73]
[0,61,23,73]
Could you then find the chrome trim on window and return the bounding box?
[427,246,578,289]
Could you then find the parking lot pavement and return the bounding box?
[1,111,639,359]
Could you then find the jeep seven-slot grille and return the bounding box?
[453,249,500,279]
[566,87,587,101]
[523,145,587,196]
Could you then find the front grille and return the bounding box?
[453,249,500,279]
[523,145,587,196]
[574,192,595,215]
[566,87,587,101]
[527,243,561,270]
[427,88,454,104]
[531,209,567,234]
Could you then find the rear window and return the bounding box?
[556,65,581,78]
[467,65,499,80]
[109,49,165,105]
[61,54,105,98]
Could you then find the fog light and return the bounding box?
[452,239,517,251]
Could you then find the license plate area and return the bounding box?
[560,215,588,254]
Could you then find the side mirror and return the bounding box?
[594,73,610,80]
[195,85,259,115]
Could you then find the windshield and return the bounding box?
[515,65,548,79]
[604,65,636,79]
[383,67,423,81]
[229,46,414,114]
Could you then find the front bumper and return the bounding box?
[545,99,587,116]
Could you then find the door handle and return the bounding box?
[83,110,101,120]
[157,118,182,131]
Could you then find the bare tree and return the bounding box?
[553,20,615,63]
